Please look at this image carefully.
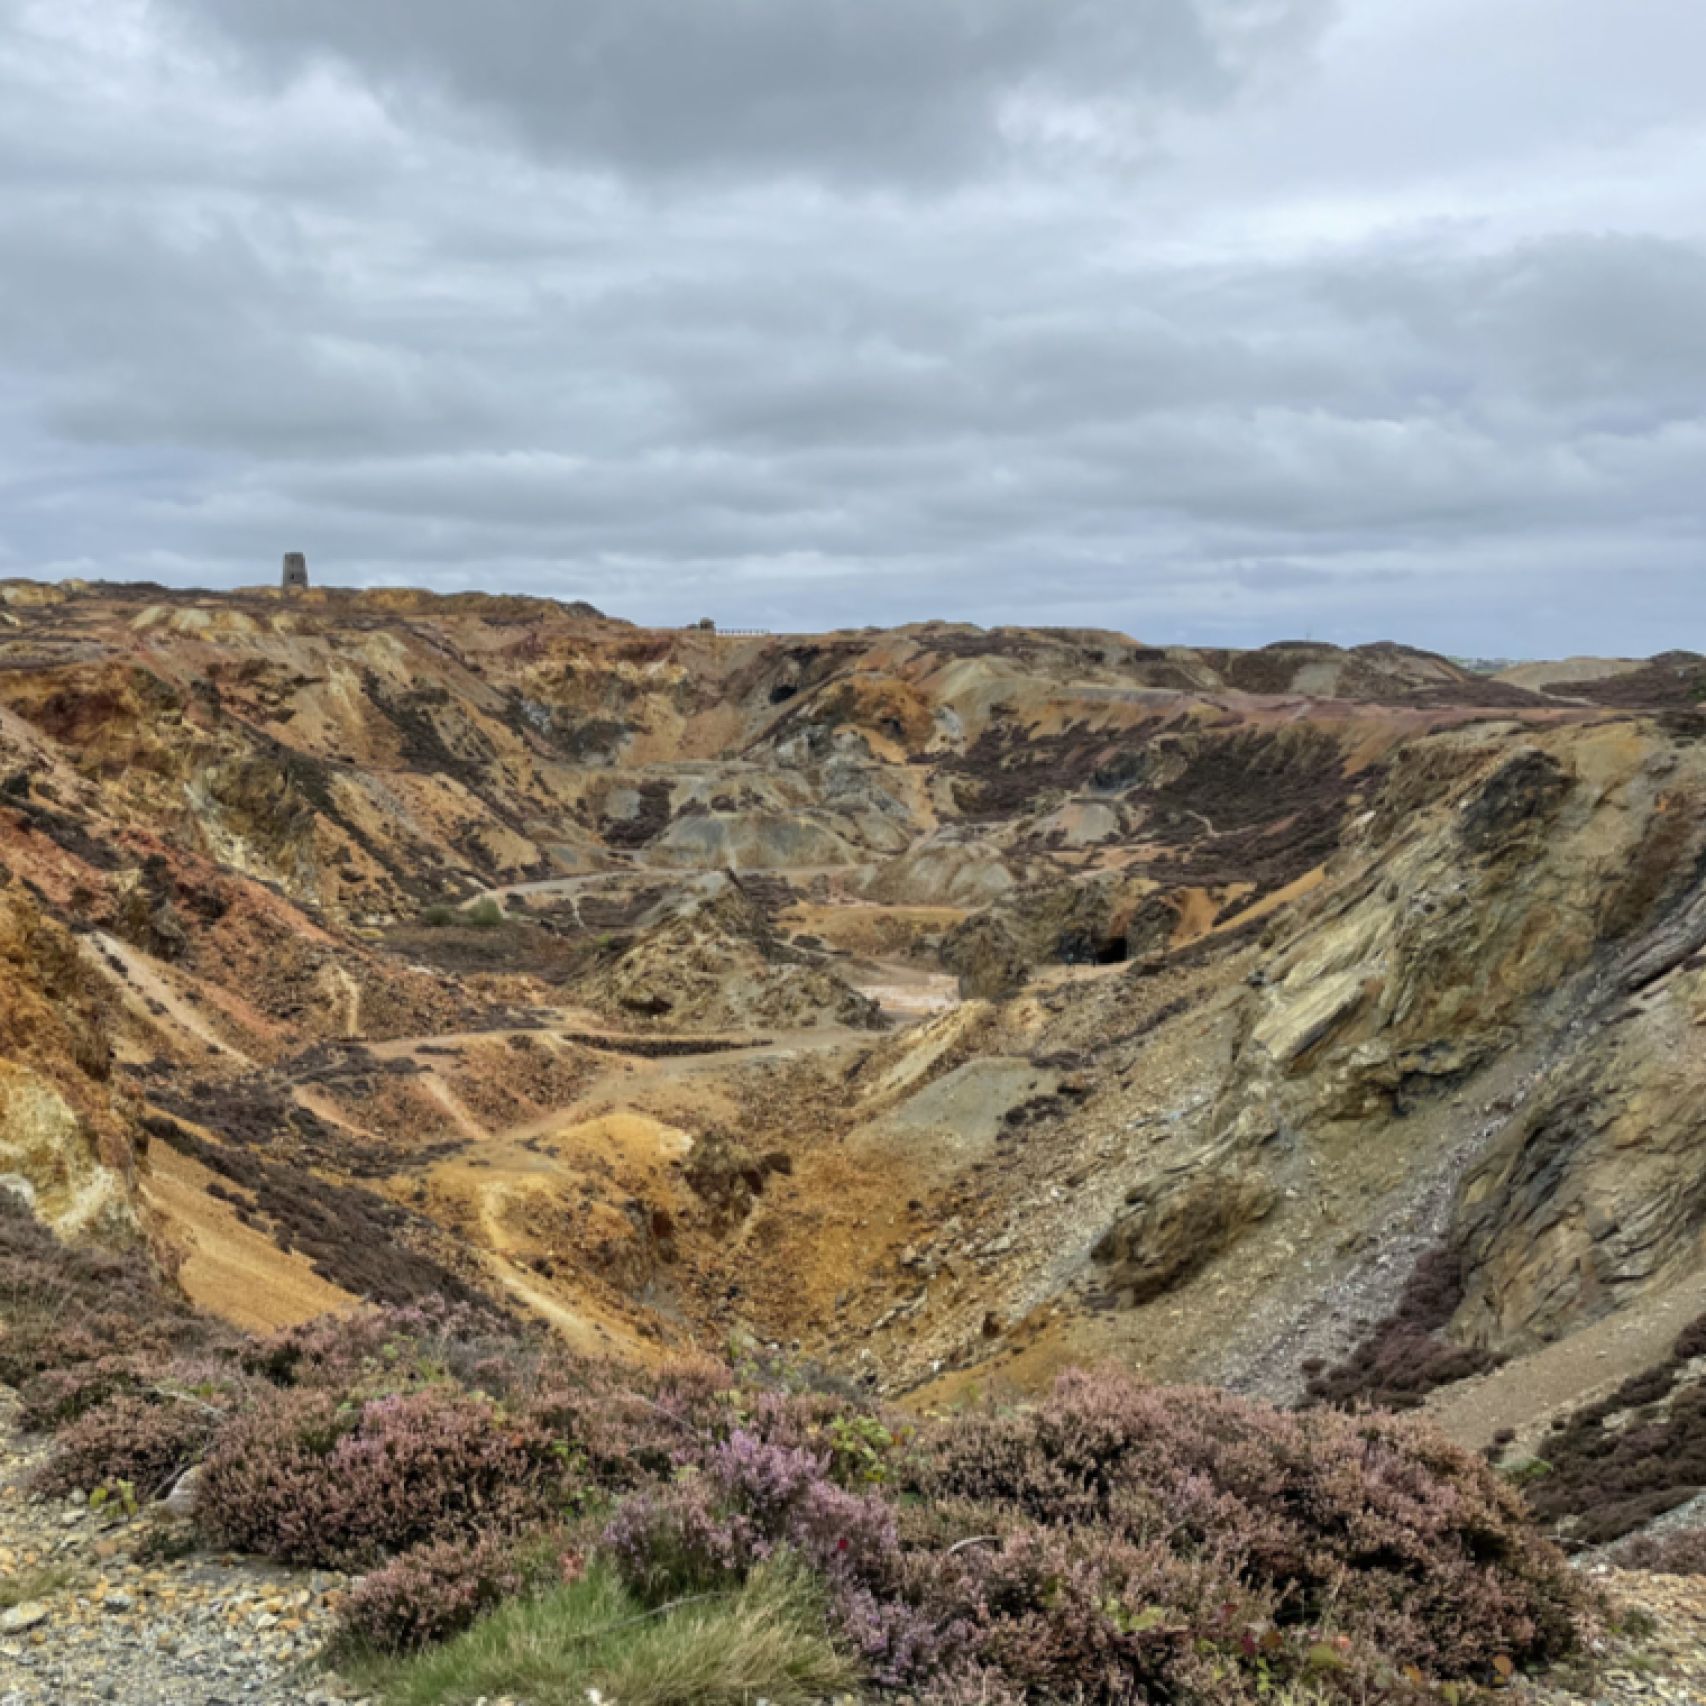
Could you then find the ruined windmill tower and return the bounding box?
[281,552,309,593]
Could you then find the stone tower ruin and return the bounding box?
[282,552,309,591]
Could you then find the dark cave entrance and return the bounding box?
[1058,932,1130,967]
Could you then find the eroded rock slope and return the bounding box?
[2,577,1703,1451]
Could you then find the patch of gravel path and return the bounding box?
[1517,1568,1706,1706]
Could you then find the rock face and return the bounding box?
[942,874,1145,997]
[1,578,1703,1445]
[586,875,884,1032]
[0,885,140,1245]
[1093,1168,1278,1303]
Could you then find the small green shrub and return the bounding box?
[0,1563,75,1613]
[827,1413,896,1486]
[419,898,503,930]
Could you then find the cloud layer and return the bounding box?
[0,0,1702,653]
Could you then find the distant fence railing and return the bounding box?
[679,626,772,636]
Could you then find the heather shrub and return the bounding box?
[602,1471,763,1596]
[244,1299,517,1396]
[0,1191,222,1387]
[603,1429,901,1595]
[879,1508,1363,1700]
[17,1354,150,1431]
[606,1420,1362,1699]
[33,1392,222,1501]
[733,1387,903,1488]
[706,1430,834,1529]
[521,1350,885,1501]
[199,1384,574,1568]
[1526,1318,1706,1545]
[0,1197,243,1504]
[526,1354,733,1491]
[909,1368,1584,1685]
[339,1532,526,1652]
[937,1526,1236,1703]
[833,1576,971,1690]
[0,1200,1591,1701]
[1305,1244,1502,1410]
[600,1403,1459,1702]
[646,1353,744,1435]
[1612,1527,1706,1575]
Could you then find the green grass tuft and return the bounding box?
[418,897,504,929]
[0,1563,76,1612]
[344,1557,859,1706]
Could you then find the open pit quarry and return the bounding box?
[0,582,1697,1430]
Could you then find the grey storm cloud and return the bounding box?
[170,0,1334,182]
[0,0,1702,654]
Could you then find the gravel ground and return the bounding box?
[0,1389,362,1706]
[1516,1566,1706,1706]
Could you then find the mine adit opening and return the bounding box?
[1057,930,1130,967]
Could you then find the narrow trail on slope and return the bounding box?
[468,1175,640,1360]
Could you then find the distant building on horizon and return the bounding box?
[282,552,308,591]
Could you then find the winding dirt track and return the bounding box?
[310,1005,891,1348]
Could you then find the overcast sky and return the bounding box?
[1,0,1703,653]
